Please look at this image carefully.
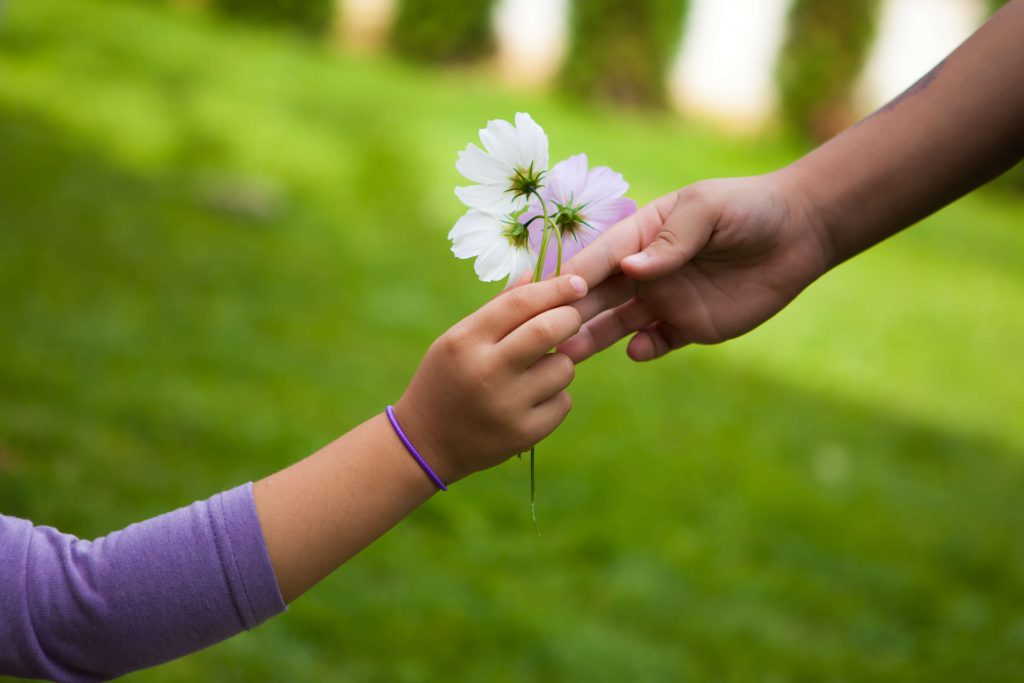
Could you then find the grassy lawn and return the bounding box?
[2,1,1023,680]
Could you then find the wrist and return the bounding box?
[391,397,467,486]
[772,161,841,275]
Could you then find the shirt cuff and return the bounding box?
[209,482,287,629]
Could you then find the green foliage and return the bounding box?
[2,1,1024,680]
[391,0,495,63]
[776,0,880,141]
[561,0,686,107]
[992,161,1024,196]
[211,0,333,36]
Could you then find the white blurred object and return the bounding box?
[338,0,397,51]
[669,0,792,131]
[857,0,986,111]
[493,0,569,88]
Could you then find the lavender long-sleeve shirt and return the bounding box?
[0,483,286,681]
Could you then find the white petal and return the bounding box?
[452,231,498,259]
[452,231,501,259]
[474,241,512,282]
[451,228,501,259]
[479,118,519,168]
[449,209,498,240]
[514,112,549,171]
[449,211,504,259]
[505,248,536,287]
[456,144,512,185]
[455,184,517,214]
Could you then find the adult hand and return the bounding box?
[561,0,1024,365]
[559,172,833,362]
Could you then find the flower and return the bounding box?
[455,112,549,215]
[448,209,537,285]
[526,153,637,278]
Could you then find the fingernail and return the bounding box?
[569,275,587,294]
[623,252,649,267]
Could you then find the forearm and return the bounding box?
[253,277,587,603]
[253,412,441,604]
[784,0,1024,266]
[0,414,444,681]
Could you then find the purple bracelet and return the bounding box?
[385,405,448,492]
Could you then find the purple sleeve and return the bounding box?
[0,483,287,682]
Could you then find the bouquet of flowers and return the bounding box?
[447,113,637,523]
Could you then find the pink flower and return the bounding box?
[526,154,637,278]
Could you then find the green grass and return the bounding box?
[2,1,1024,680]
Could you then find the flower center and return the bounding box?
[553,202,592,240]
[507,163,543,200]
[501,218,530,250]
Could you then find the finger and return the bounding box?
[626,322,685,362]
[525,390,573,443]
[507,270,533,290]
[485,270,539,307]
[571,272,637,325]
[502,305,583,366]
[620,186,716,281]
[561,192,677,287]
[524,352,576,405]
[556,298,654,363]
[474,275,587,342]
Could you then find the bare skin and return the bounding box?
[255,275,586,602]
[559,0,1024,363]
[246,0,1024,606]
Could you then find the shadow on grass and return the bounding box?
[2,106,1023,682]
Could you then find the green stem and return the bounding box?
[532,224,550,283]
[531,192,556,283]
[530,445,538,535]
[525,191,559,535]
[555,224,563,276]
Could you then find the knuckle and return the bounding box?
[506,289,532,317]
[653,228,683,251]
[441,324,470,355]
[532,316,556,345]
[676,180,711,208]
[602,242,619,275]
[461,351,493,387]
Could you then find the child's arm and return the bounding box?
[0,275,586,681]
[255,274,588,602]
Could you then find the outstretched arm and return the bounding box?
[793,0,1024,264]
[561,0,1024,362]
[256,275,587,603]
[1,275,587,682]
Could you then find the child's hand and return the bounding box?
[394,274,588,484]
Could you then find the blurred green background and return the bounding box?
[2,0,1023,680]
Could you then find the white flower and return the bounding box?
[454,112,549,215]
[448,209,537,284]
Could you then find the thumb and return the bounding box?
[621,188,715,280]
